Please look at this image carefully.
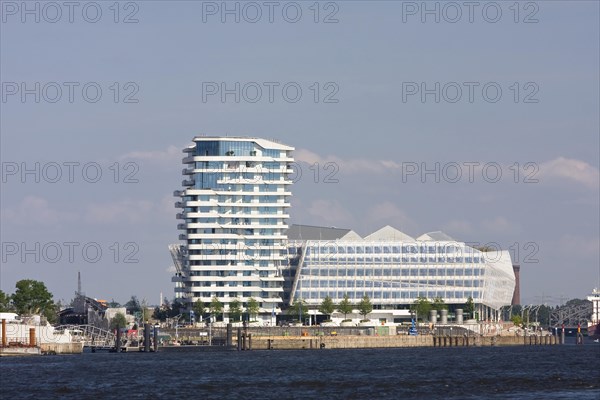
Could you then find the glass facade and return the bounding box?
[172,137,294,323]
[288,238,515,311]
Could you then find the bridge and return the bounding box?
[55,324,119,349]
[549,302,592,328]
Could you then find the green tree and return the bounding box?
[11,279,54,318]
[432,296,448,311]
[0,290,12,312]
[357,295,373,321]
[410,296,431,322]
[538,305,551,327]
[140,298,151,322]
[107,299,121,308]
[337,294,353,321]
[193,299,205,319]
[464,296,475,318]
[318,296,336,320]
[288,298,308,322]
[170,299,185,318]
[209,296,223,321]
[110,312,127,330]
[125,296,141,314]
[247,297,260,321]
[152,306,165,321]
[511,314,523,327]
[228,298,243,322]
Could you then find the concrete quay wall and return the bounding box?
[252,335,433,350]
[247,334,559,350]
[40,342,84,354]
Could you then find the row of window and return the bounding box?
[189,291,282,300]
[193,178,291,192]
[190,281,279,288]
[305,245,482,256]
[301,267,484,276]
[293,290,482,301]
[187,228,281,235]
[186,218,284,225]
[194,161,283,170]
[297,279,483,288]
[189,260,275,267]
[304,256,483,264]
[183,206,284,214]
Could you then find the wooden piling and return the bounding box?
[29,327,36,347]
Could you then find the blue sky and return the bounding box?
[1,1,598,306]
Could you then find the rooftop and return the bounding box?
[288,224,459,243]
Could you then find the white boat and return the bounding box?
[587,288,600,340]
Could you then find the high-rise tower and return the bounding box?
[171,136,294,324]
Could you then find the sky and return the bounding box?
[1,0,598,307]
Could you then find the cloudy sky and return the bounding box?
[1,1,598,306]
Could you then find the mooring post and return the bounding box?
[116,325,122,352]
[1,319,6,347]
[248,333,252,350]
[237,328,242,351]
[153,325,159,352]
[144,323,151,352]
[226,323,232,347]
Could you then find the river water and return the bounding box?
[1,344,598,399]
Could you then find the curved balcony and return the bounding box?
[173,190,183,197]
[182,179,195,187]
[177,223,186,230]
[182,168,194,175]
[176,213,185,220]
[178,233,188,240]
[175,201,184,208]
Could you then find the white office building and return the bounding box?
[285,225,516,324]
[171,136,294,324]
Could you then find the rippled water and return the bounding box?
[1,344,599,399]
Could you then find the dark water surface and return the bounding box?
[1,345,599,399]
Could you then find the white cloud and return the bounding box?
[296,151,599,191]
[538,157,599,189]
[119,145,182,164]
[307,199,354,226]
[365,201,415,233]
[294,148,398,174]
[0,195,76,226]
